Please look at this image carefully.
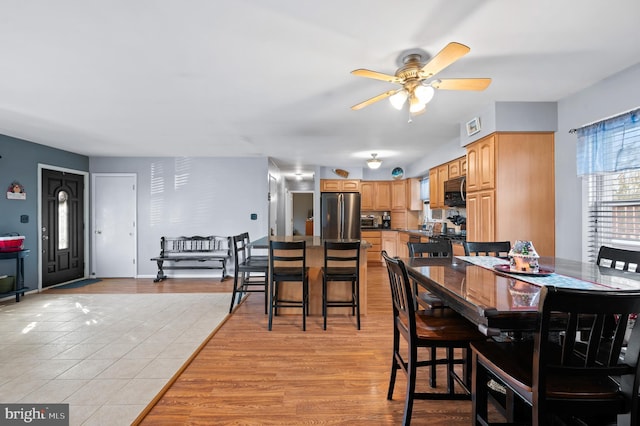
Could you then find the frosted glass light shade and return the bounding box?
[367,153,382,169]
[409,95,426,114]
[389,90,408,110]
[414,85,435,104]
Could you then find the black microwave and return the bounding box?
[443,176,466,207]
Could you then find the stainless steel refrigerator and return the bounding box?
[321,192,361,239]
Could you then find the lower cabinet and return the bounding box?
[362,230,381,264]
[396,232,410,259]
[381,231,397,260]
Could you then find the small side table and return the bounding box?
[0,249,30,302]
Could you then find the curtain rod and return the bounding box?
[568,106,640,134]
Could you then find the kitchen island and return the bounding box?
[251,236,370,316]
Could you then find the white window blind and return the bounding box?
[579,108,640,262]
[587,170,640,261]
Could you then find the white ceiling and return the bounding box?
[1,0,639,177]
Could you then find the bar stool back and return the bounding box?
[268,240,309,331]
[463,241,511,257]
[321,240,361,330]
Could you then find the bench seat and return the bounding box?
[150,235,231,282]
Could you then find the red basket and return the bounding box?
[0,236,25,252]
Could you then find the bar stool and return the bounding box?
[229,233,269,314]
[321,240,361,330]
[463,241,511,257]
[268,240,309,331]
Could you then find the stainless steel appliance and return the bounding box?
[444,176,466,207]
[382,212,391,229]
[360,215,377,228]
[321,192,361,239]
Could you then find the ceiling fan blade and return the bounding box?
[432,78,492,91]
[419,42,470,79]
[351,90,398,110]
[351,69,402,84]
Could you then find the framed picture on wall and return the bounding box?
[466,117,481,136]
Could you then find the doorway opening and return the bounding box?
[286,191,314,236]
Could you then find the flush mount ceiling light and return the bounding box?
[367,153,382,169]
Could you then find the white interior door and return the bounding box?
[92,173,137,277]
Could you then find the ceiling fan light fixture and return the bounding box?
[409,95,426,114]
[414,84,435,104]
[389,89,408,110]
[367,153,382,169]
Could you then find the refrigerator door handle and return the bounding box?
[338,193,344,239]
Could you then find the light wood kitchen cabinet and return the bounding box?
[466,136,495,192]
[396,232,410,259]
[320,179,360,192]
[390,210,420,230]
[362,230,382,263]
[408,178,422,211]
[465,132,555,256]
[360,181,375,210]
[361,181,392,211]
[391,180,407,210]
[448,157,463,178]
[381,231,397,260]
[428,163,449,209]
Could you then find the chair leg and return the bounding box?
[323,275,328,330]
[429,347,437,388]
[471,351,489,426]
[229,270,240,313]
[403,338,418,426]
[446,347,455,394]
[268,279,275,331]
[355,279,360,330]
[302,278,308,331]
[388,329,400,400]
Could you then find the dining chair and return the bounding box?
[463,241,511,257]
[382,251,486,426]
[242,232,268,263]
[321,240,361,330]
[268,240,309,331]
[407,240,453,388]
[597,245,640,273]
[229,233,269,314]
[471,285,640,426]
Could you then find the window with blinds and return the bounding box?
[580,108,640,262]
[587,169,640,262]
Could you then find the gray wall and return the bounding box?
[0,135,89,284]
[90,156,269,277]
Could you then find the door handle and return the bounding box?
[95,230,102,235]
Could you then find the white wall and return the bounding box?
[90,156,269,277]
[556,62,640,260]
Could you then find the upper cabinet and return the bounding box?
[465,132,555,256]
[391,180,407,210]
[429,164,449,209]
[466,137,495,192]
[361,181,392,211]
[320,179,360,192]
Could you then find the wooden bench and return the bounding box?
[150,235,231,282]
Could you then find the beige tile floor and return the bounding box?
[0,293,230,425]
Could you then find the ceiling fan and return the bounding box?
[351,42,491,114]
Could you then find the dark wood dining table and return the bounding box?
[404,255,640,336]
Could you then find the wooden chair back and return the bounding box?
[463,241,511,257]
[597,245,640,273]
[407,240,452,258]
[382,250,416,337]
[532,285,640,423]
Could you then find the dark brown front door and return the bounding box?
[41,169,85,287]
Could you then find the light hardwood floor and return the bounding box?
[49,266,478,425]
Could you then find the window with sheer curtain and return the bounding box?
[577,108,640,261]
